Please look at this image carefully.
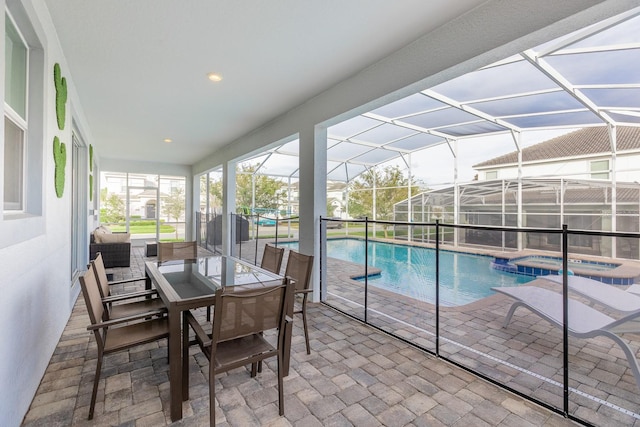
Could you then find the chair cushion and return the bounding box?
[96,232,131,244]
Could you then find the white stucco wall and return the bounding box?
[0,2,94,425]
[480,151,640,182]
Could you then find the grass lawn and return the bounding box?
[110,224,175,234]
[256,233,296,239]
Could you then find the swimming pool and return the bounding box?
[277,239,532,306]
[510,255,619,271]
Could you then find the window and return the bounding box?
[485,171,498,180]
[4,117,24,210]
[1,8,45,246]
[4,14,27,118]
[590,160,609,180]
[4,13,28,212]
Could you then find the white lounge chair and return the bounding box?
[492,284,640,391]
[538,275,640,315]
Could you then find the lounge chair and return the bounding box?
[537,275,640,315]
[492,284,640,391]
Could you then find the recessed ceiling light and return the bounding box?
[163,138,173,143]
[207,72,223,82]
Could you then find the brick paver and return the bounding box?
[21,245,581,426]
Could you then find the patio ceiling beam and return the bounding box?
[521,50,615,126]
[363,111,456,143]
[422,89,524,135]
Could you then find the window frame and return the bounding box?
[1,4,46,248]
[590,159,610,180]
[4,11,29,213]
[3,113,26,211]
[485,170,498,180]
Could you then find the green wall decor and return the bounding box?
[53,63,67,130]
[53,136,66,198]
[89,174,93,201]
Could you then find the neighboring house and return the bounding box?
[101,171,186,221]
[286,180,348,218]
[393,126,640,259]
[473,126,640,182]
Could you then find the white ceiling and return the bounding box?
[43,0,489,165]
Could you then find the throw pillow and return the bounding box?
[95,232,130,244]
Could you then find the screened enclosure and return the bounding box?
[394,177,640,259]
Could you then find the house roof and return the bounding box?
[473,126,640,169]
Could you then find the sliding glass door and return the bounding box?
[100,171,186,245]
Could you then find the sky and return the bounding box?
[407,128,576,188]
[233,127,577,190]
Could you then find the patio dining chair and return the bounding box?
[284,250,314,354]
[182,278,294,425]
[157,241,198,262]
[92,252,165,320]
[79,268,168,419]
[260,243,285,274]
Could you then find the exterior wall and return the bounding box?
[0,2,87,425]
[479,152,640,182]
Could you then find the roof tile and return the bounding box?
[474,126,640,168]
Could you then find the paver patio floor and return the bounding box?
[22,246,584,426]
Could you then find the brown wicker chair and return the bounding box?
[157,241,197,262]
[92,253,166,320]
[79,267,168,419]
[183,278,294,425]
[284,250,314,354]
[260,244,285,274]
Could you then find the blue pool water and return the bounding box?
[277,239,532,306]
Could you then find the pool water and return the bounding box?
[277,239,532,306]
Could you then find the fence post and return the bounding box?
[435,219,440,357]
[319,216,326,302]
[364,216,369,323]
[562,224,569,416]
[253,214,259,266]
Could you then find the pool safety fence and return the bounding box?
[200,213,640,426]
[317,218,640,427]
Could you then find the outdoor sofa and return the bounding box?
[89,226,131,268]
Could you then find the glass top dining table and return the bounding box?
[144,254,285,421]
[152,255,283,303]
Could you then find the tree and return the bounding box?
[347,166,420,237]
[100,192,125,224]
[326,198,337,217]
[200,175,222,216]
[163,187,185,239]
[209,164,286,215]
